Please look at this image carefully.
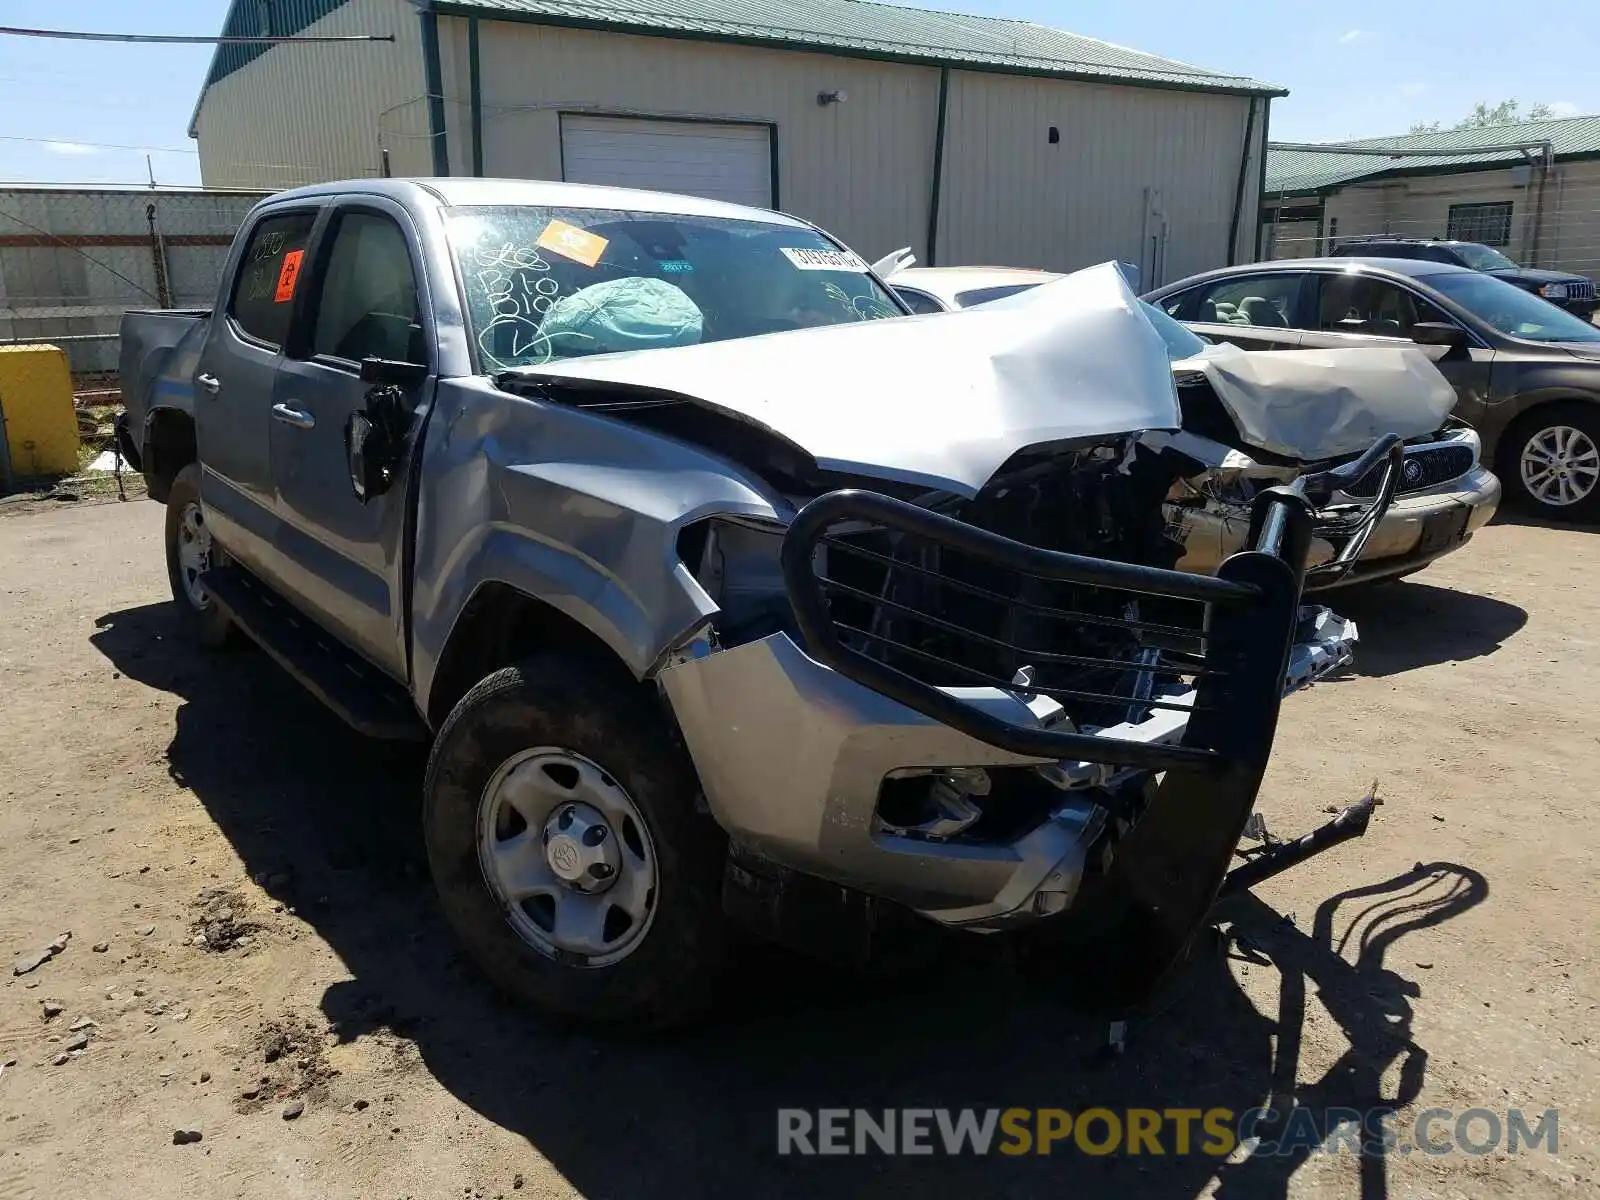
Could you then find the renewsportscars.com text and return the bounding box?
[776,1107,1558,1158]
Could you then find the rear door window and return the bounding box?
[1192,275,1303,328]
[228,212,318,349]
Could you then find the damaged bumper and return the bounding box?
[1170,429,1499,590]
[660,605,1357,930]
[660,464,1379,955]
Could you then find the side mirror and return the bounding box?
[359,356,428,386]
[1410,321,1468,348]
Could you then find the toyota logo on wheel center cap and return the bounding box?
[547,835,582,878]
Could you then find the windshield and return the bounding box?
[1450,243,1519,271]
[955,280,1210,359]
[446,205,903,370]
[1139,298,1210,358]
[1430,271,1600,343]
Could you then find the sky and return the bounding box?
[1,0,1597,187]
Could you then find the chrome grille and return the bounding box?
[1343,443,1475,497]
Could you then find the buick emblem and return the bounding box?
[1402,458,1424,486]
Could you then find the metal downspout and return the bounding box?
[468,17,484,175]
[1253,100,1272,260]
[926,67,949,267]
[1529,140,1554,267]
[1227,97,1258,265]
[420,5,451,175]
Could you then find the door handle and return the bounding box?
[197,373,220,395]
[271,402,315,430]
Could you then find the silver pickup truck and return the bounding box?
[118,178,1398,1030]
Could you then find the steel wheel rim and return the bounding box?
[1521,424,1599,507]
[176,501,213,609]
[476,747,658,968]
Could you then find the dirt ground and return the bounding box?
[0,496,1595,1200]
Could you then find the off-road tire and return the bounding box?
[422,655,729,1030]
[163,463,237,650]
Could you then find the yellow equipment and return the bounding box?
[0,344,79,478]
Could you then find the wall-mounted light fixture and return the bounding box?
[817,89,848,106]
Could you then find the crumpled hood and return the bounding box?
[1171,341,1457,460]
[507,262,1179,497]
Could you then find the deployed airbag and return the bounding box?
[1178,344,1456,460]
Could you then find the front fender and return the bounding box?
[410,378,789,712]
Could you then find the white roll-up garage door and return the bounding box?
[560,115,773,209]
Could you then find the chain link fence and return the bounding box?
[1261,171,1600,289]
[0,186,268,492]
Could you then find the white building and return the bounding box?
[1263,114,1600,280]
[187,0,1281,288]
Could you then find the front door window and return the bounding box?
[1315,275,1449,339]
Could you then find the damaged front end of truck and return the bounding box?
[502,263,1401,1013]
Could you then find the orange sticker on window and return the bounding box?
[274,249,305,302]
[535,220,608,268]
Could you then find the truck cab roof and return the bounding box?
[255,177,811,228]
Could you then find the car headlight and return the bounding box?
[1540,282,1569,300]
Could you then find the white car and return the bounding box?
[883,264,1501,589]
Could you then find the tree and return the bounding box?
[1409,100,1553,134]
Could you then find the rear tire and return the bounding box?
[1499,403,1600,523]
[163,463,236,650]
[422,655,729,1030]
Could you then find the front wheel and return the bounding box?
[422,655,729,1030]
[1502,403,1600,522]
[163,463,236,649]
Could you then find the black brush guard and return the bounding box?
[778,434,1403,1012]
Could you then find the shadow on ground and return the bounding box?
[1326,580,1527,677]
[1488,506,1600,534]
[92,600,1489,1200]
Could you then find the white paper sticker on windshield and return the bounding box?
[780,246,868,272]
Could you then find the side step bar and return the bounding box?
[200,566,427,742]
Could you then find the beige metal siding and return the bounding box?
[1321,161,1600,280]
[937,72,1259,285]
[1546,160,1600,280]
[194,0,430,189]
[437,20,939,266]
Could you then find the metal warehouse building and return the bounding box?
[1262,114,1600,281]
[189,0,1281,288]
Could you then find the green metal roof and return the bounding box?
[189,0,352,137]
[431,0,1284,94]
[1266,113,1600,195]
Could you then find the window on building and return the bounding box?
[309,211,424,365]
[1447,201,1514,247]
[228,211,317,349]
